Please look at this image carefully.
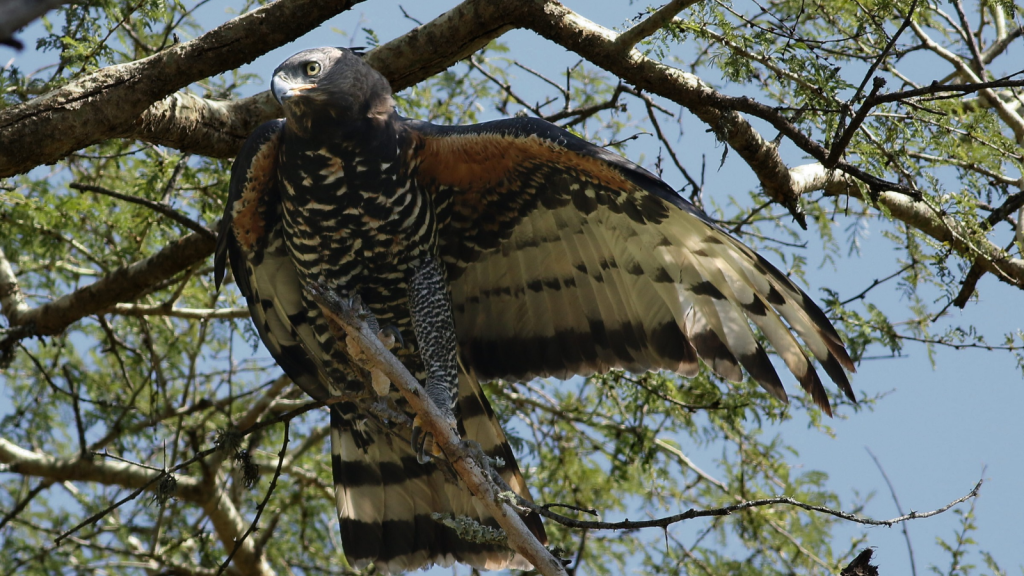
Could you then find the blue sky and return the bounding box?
[3,1,1022,574]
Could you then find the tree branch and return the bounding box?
[70,182,215,239]
[8,231,215,337]
[516,479,982,531]
[791,162,1024,290]
[108,303,250,319]
[0,0,366,178]
[0,247,29,324]
[614,0,702,51]
[304,281,568,576]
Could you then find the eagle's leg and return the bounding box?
[407,256,460,463]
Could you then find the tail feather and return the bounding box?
[330,363,545,573]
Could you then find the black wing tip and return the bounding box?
[820,350,857,404]
[794,364,833,417]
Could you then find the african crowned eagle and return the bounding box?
[214,46,856,573]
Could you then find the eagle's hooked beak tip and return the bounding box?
[272,76,316,105]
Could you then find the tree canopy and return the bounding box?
[1,1,1022,575]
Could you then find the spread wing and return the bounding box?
[409,117,856,415]
[215,119,545,571]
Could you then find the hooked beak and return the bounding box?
[271,75,315,104]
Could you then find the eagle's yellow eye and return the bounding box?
[304,61,322,76]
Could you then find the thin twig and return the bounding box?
[951,260,985,309]
[840,262,917,306]
[826,77,887,168]
[635,89,701,193]
[831,0,919,156]
[215,421,289,576]
[70,183,215,239]
[866,448,917,576]
[870,76,1024,106]
[515,480,982,530]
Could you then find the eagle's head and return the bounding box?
[271,47,394,134]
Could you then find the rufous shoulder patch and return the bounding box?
[232,131,282,252]
[415,131,635,204]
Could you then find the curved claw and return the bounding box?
[376,324,404,351]
[410,416,435,464]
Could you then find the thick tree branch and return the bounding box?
[0,0,512,166]
[10,231,215,336]
[0,0,366,178]
[0,247,29,324]
[130,0,513,159]
[129,91,282,161]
